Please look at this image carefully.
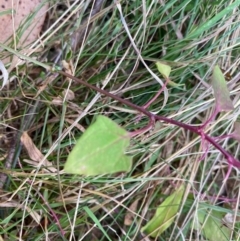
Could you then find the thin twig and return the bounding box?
[58,69,240,169]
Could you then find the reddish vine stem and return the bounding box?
[58,70,240,168]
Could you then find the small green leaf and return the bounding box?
[211,65,234,112]
[141,185,184,237]
[193,207,231,241]
[64,115,132,176]
[156,61,171,78]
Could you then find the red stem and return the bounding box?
[58,70,240,168]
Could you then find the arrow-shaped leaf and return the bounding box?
[64,115,132,176]
[211,65,234,112]
[193,206,231,241]
[156,61,171,78]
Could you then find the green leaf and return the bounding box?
[156,61,171,78]
[193,207,231,241]
[211,65,234,112]
[141,185,184,237]
[64,115,132,176]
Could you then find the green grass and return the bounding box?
[0,0,240,240]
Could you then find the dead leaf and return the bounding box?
[52,89,75,104]
[0,0,49,67]
[51,97,63,105]
[62,89,75,101]
[222,212,240,227]
[231,122,240,142]
[62,60,74,76]
[124,199,139,226]
[21,132,56,172]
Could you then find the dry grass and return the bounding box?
[0,0,240,240]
